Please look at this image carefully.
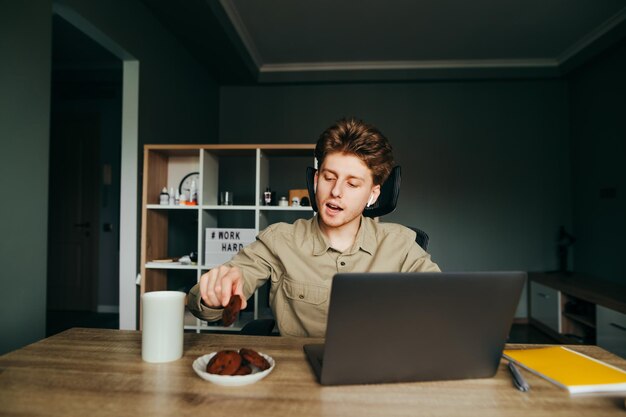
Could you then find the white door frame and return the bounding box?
[119,62,139,330]
[53,4,139,329]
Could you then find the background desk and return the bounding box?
[1,328,625,417]
[529,272,626,357]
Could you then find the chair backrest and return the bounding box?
[408,227,429,251]
[305,165,429,250]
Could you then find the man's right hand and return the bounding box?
[199,265,247,310]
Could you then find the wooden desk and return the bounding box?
[1,328,625,416]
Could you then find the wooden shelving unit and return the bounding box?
[140,144,315,332]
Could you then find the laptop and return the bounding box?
[304,271,526,386]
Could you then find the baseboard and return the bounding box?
[97,305,119,314]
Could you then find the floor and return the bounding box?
[46,310,119,337]
[508,323,559,344]
[47,311,559,344]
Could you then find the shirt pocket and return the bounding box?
[277,277,330,337]
[282,278,329,305]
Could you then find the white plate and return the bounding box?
[192,351,275,387]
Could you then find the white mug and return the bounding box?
[141,291,186,363]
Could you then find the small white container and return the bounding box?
[159,187,169,205]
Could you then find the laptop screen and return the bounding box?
[305,271,526,385]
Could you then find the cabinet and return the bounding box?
[528,272,626,357]
[597,306,626,358]
[140,144,315,331]
[529,282,561,333]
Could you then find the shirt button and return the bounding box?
[299,294,305,299]
[340,261,346,266]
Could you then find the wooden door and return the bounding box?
[47,112,99,311]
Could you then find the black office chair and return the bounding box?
[408,226,429,251]
[305,165,429,250]
[240,318,276,336]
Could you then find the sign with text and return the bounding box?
[204,228,256,266]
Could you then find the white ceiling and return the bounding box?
[143,0,626,83]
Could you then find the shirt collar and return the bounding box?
[353,216,376,255]
[311,215,376,256]
[311,215,331,255]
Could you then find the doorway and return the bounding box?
[47,15,122,335]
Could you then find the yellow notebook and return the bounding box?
[503,346,626,394]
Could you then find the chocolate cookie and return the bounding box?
[240,348,271,371]
[222,294,242,326]
[206,350,242,375]
[232,364,252,376]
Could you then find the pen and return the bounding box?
[508,361,530,392]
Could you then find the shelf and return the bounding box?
[201,205,256,210]
[259,206,313,211]
[145,262,198,270]
[198,204,313,211]
[562,311,596,329]
[146,204,199,209]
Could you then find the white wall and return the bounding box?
[220,80,573,317]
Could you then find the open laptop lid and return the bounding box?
[306,271,526,386]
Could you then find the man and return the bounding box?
[187,118,440,337]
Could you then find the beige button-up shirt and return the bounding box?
[187,215,440,337]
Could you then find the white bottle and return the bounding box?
[190,180,197,205]
[169,187,175,205]
[159,187,169,205]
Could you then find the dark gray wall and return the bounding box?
[54,0,220,330]
[220,81,572,317]
[51,68,123,310]
[569,37,626,285]
[0,0,220,354]
[0,0,52,354]
[220,81,571,271]
[56,0,221,146]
